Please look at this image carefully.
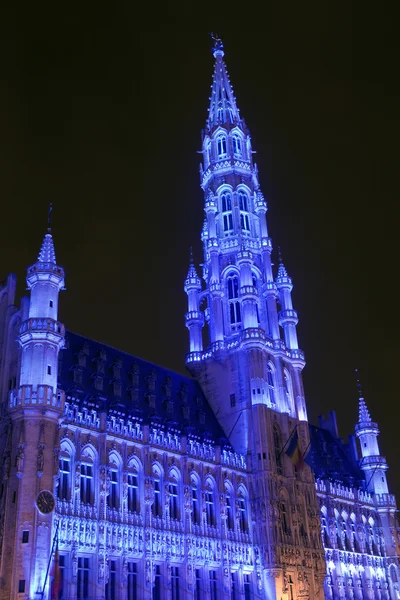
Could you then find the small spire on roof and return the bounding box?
[277,246,288,278]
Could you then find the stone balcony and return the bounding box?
[9,384,65,411]
[19,318,65,342]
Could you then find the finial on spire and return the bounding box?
[210,32,224,58]
[47,202,53,233]
[278,246,283,264]
[276,246,288,279]
[189,246,194,266]
[355,368,363,398]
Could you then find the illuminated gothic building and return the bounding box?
[0,37,399,600]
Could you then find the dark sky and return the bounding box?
[1,8,399,494]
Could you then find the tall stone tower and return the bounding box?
[185,36,326,599]
[0,227,65,599]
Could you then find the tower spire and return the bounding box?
[206,35,241,130]
[355,368,371,425]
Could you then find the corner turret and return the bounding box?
[275,249,299,350]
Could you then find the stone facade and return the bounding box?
[0,36,399,600]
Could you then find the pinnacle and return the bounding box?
[358,397,372,425]
[38,233,57,264]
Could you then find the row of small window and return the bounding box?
[48,557,254,600]
[58,464,249,532]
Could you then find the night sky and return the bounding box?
[1,8,399,495]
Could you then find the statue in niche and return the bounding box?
[15,446,24,476]
[37,447,44,474]
[98,560,105,582]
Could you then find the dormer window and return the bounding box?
[217,135,227,158]
[232,134,241,156]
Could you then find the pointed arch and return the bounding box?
[237,484,249,534]
[190,472,201,525]
[225,270,241,331]
[224,479,235,531]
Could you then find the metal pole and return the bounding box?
[41,519,59,599]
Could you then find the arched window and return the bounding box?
[168,469,180,520]
[126,460,140,513]
[204,481,216,527]
[238,190,250,233]
[152,466,163,518]
[232,134,241,156]
[237,490,248,533]
[227,273,241,330]
[225,483,234,531]
[273,425,282,475]
[80,461,94,505]
[58,451,71,501]
[108,468,119,509]
[217,135,227,158]
[191,475,200,525]
[221,191,233,233]
[267,365,276,405]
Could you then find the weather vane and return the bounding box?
[210,33,223,53]
[354,368,363,398]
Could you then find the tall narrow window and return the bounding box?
[238,496,248,533]
[217,136,227,158]
[227,273,241,330]
[80,463,93,504]
[127,473,139,513]
[153,477,161,517]
[153,565,161,600]
[192,480,200,525]
[226,491,234,530]
[58,456,70,500]
[244,574,253,600]
[59,555,65,599]
[205,489,215,526]
[195,569,202,600]
[238,191,250,233]
[221,191,233,233]
[209,570,218,600]
[106,560,117,600]
[127,563,137,600]
[232,134,241,156]
[107,470,118,509]
[274,426,282,475]
[267,366,276,404]
[77,557,90,600]
[169,481,179,519]
[231,572,237,600]
[171,566,180,600]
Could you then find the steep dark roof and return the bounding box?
[307,424,364,487]
[58,331,228,444]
